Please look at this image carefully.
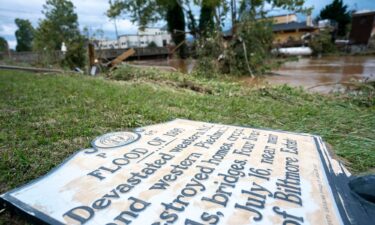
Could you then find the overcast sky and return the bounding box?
[1,0,374,49]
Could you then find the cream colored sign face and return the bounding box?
[1,119,350,225]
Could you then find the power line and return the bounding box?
[0,7,41,14]
[0,7,110,16]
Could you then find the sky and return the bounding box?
[1,0,375,49]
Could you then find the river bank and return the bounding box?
[0,68,374,223]
[129,55,375,94]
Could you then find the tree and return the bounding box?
[107,0,162,28]
[108,0,308,73]
[108,0,191,58]
[166,2,187,58]
[33,0,85,68]
[199,0,216,37]
[319,0,351,37]
[15,19,35,52]
[0,37,8,52]
[200,0,308,75]
[309,30,336,55]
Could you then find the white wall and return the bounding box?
[98,27,172,49]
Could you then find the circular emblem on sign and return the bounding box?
[91,132,140,149]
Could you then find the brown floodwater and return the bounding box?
[242,56,375,93]
[130,56,375,94]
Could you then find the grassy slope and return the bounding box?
[0,69,374,222]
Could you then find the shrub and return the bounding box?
[309,30,336,55]
[194,19,274,76]
[147,41,158,48]
[62,37,86,69]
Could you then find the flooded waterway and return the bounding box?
[131,56,375,94]
[243,56,375,93]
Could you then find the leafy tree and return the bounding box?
[107,0,161,28]
[108,0,308,73]
[15,19,35,52]
[202,0,308,76]
[319,0,351,37]
[83,26,105,41]
[108,0,190,58]
[166,2,187,58]
[33,0,85,68]
[0,37,8,52]
[186,11,198,38]
[199,0,216,37]
[234,18,274,74]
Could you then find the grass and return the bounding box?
[0,68,374,223]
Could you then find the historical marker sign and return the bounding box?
[0,119,373,224]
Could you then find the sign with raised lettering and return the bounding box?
[0,119,373,225]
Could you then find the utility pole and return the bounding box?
[113,18,120,49]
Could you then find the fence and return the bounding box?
[0,51,64,64]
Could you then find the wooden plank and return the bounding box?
[110,48,135,67]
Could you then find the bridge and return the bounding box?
[0,47,171,65]
[96,47,170,60]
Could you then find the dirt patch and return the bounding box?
[138,78,213,94]
[177,80,212,94]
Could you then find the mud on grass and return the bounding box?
[0,69,374,223]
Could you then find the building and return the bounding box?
[98,27,172,49]
[269,14,298,24]
[349,10,375,45]
[272,14,317,46]
[222,14,318,46]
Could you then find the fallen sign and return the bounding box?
[0,119,374,224]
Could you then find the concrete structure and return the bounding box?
[98,27,172,50]
[349,10,375,45]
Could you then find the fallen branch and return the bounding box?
[170,40,186,54]
[121,63,177,72]
[242,41,254,78]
